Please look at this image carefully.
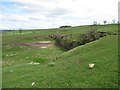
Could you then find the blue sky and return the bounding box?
[0,0,119,29]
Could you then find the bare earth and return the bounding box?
[17,41,53,48]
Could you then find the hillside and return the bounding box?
[2,24,118,88]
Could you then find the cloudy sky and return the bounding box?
[0,0,119,29]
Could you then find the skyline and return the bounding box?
[0,0,119,29]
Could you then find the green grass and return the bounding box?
[2,24,118,45]
[2,24,118,88]
[0,32,2,89]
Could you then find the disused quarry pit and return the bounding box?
[17,41,53,48]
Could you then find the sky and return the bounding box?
[0,0,119,29]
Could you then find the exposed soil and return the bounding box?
[16,41,53,48]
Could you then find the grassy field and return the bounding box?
[2,24,118,88]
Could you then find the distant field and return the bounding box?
[2,24,118,88]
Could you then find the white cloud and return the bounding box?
[0,0,119,29]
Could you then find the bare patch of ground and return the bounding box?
[17,41,53,48]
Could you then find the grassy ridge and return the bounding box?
[2,24,118,45]
[2,24,118,88]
